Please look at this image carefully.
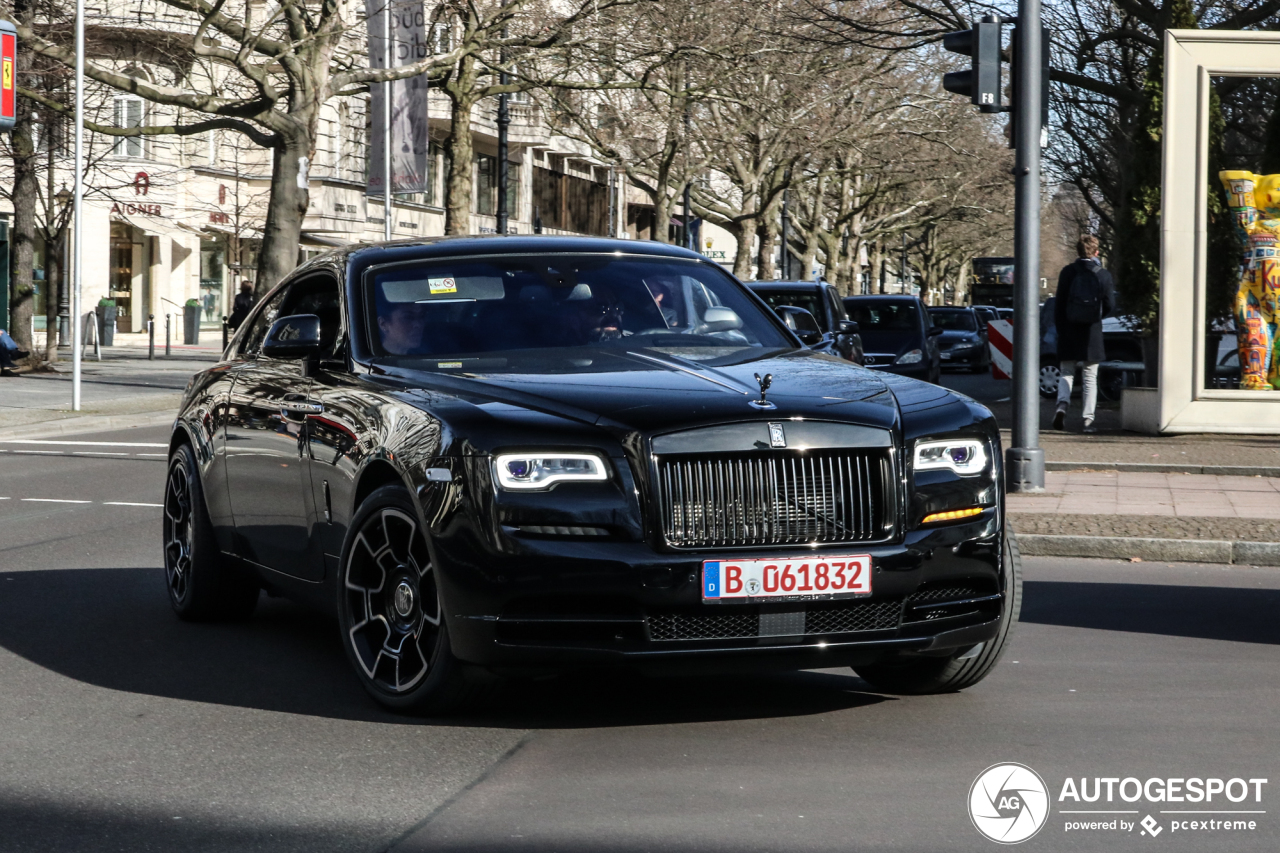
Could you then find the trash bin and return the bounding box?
[183,303,200,345]
[95,303,117,347]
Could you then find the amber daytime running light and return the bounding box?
[922,507,985,524]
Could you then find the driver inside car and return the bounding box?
[378,302,429,355]
[645,279,681,328]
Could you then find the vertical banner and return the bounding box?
[0,20,17,131]
[365,0,430,195]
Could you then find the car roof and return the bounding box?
[298,235,709,276]
[746,281,827,291]
[929,306,972,312]
[843,294,919,302]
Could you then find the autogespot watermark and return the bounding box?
[968,764,1269,844]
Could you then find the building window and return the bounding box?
[474,154,519,218]
[475,153,496,215]
[113,96,145,158]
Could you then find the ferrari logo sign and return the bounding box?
[0,21,15,132]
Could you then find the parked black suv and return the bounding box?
[747,280,864,363]
[843,295,941,383]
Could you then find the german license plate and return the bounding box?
[702,556,872,602]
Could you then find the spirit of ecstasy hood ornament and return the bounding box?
[749,372,776,410]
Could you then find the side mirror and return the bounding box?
[702,305,743,332]
[775,305,823,345]
[927,326,944,337]
[263,314,322,359]
[837,320,860,335]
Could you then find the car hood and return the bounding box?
[375,347,902,436]
[937,329,979,342]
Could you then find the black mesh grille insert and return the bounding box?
[805,599,902,634]
[654,450,891,548]
[647,598,901,642]
[906,584,981,604]
[648,611,760,641]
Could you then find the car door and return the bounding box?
[223,274,334,578]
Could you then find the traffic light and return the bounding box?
[1008,26,1051,147]
[942,19,1002,113]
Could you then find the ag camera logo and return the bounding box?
[969,763,1050,844]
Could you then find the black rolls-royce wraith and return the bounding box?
[164,236,1018,713]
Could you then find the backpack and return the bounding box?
[1065,261,1105,324]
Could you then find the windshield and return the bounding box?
[846,301,919,331]
[752,291,824,329]
[929,310,978,332]
[366,254,792,364]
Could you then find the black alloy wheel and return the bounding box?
[852,532,1022,694]
[338,484,472,713]
[163,443,259,620]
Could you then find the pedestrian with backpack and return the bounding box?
[1052,234,1115,433]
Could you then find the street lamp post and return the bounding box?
[382,0,392,242]
[495,0,510,236]
[55,185,71,346]
[71,0,85,410]
[1007,0,1045,492]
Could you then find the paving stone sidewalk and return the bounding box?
[0,337,219,438]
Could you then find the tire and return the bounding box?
[337,484,477,714]
[853,532,1022,694]
[163,442,259,621]
[1039,362,1061,398]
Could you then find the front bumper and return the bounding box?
[432,511,1005,673]
[940,344,984,366]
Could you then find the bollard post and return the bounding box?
[165,313,171,357]
[222,315,229,351]
[148,314,155,360]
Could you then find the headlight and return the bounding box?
[896,348,923,364]
[914,439,988,476]
[494,452,610,490]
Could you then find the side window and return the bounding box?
[280,274,342,357]
[827,287,847,322]
[237,286,289,358]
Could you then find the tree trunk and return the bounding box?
[756,202,780,280]
[444,94,476,235]
[7,0,37,355]
[44,228,62,362]
[729,218,754,279]
[255,135,311,296]
[652,192,674,245]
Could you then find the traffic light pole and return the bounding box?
[1007,0,1045,492]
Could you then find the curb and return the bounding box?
[0,410,176,441]
[1044,461,1280,477]
[1019,534,1280,566]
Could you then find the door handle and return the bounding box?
[277,400,324,415]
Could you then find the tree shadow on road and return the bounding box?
[0,568,889,727]
[1022,579,1280,645]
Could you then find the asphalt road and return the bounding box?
[2,425,1278,852]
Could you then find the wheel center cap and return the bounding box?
[393,581,415,618]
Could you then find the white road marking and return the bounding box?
[0,440,169,447]
[14,450,62,455]
[21,498,92,504]
[103,502,162,507]
[72,451,129,456]
[136,453,169,457]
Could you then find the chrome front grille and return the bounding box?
[655,451,891,548]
